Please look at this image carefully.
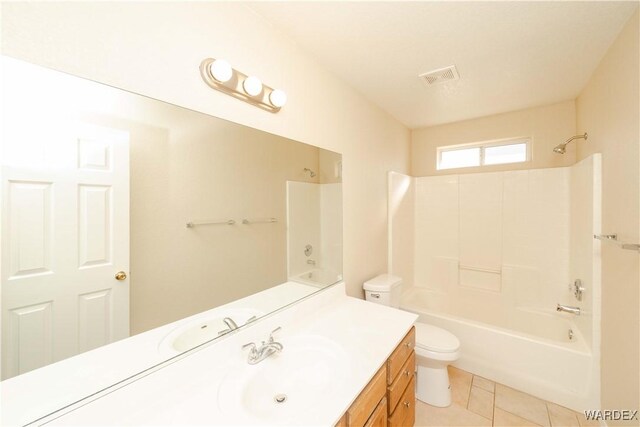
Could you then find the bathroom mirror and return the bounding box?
[0,56,343,384]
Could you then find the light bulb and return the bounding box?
[243,76,263,97]
[269,89,287,108]
[209,59,233,83]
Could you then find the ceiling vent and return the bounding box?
[419,65,460,85]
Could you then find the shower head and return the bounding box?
[553,145,566,154]
[553,133,588,154]
[303,168,316,178]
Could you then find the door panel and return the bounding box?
[7,180,54,279]
[78,184,112,268]
[78,137,112,171]
[7,301,54,376]
[78,289,112,353]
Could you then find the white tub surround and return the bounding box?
[389,154,602,412]
[294,269,343,288]
[286,181,343,284]
[3,283,417,426]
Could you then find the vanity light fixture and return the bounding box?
[209,59,233,83]
[243,76,263,97]
[269,89,287,108]
[200,57,286,113]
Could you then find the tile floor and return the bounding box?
[414,367,599,427]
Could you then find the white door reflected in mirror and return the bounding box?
[1,111,130,380]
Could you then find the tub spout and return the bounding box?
[557,303,580,315]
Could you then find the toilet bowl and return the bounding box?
[363,274,460,407]
[414,322,460,407]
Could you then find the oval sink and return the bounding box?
[217,334,349,423]
[158,308,264,355]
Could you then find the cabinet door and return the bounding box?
[388,351,415,413]
[365,397,387,427]
[389,376,416,427]
[335,413,348,427]
[348,366,387,427]
[387,327,415,384]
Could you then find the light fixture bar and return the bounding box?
[199,58,286,113]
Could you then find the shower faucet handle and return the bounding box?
[557,303,580,315]
[304,244,313,257]
[572,279,585,301]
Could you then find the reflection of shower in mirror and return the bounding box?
[303,167,316,177]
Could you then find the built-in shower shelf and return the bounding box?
[594,234,640,252]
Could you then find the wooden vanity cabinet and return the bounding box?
[337,327,416,427]
[386,327,416,427]
[347,366,387,426]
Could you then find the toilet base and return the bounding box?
[416,364,452,407]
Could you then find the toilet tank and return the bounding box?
[363,274,403,308]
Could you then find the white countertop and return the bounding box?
[5,283,417,426]
[1,282,320,426]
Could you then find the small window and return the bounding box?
[439,147,481,169]
[437,138,530,170]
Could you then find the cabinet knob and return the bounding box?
[403,370,410,377]
[404,342,412,348]
[404,401,411,408]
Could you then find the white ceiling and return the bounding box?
[247,1,638,129]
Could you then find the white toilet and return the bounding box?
[363,274,460,407]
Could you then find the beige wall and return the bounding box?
[127,104,323,334]
[411,101,577,176]
[576,10,639,422]
[0,2,410,298]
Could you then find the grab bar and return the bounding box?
[186,219,236,228]
[594,234,640,252]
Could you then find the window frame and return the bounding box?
[436,137,531,171]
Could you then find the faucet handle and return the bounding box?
[242,342,258,355]
[268,326,282,343]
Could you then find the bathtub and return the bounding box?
[292,269,342,288]
[401,287,598,412]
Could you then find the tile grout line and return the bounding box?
[491,386,496,426]
[452,369,584,427]
[466,375,473,411]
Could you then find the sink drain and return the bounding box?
[274,394,287,404]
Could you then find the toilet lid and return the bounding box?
[414,322,460,353]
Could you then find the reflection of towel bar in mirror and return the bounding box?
[186,220,236,228]
[242,218,278,224]
[186,218,278,228]
[594,234,640,252]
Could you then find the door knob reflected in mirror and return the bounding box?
[115,271,127,281]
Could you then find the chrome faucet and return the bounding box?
[223,317,238,329]
[218,316,258,336]
[218,317,239,335]
[557,303,581,315]
[242,327,283,364]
